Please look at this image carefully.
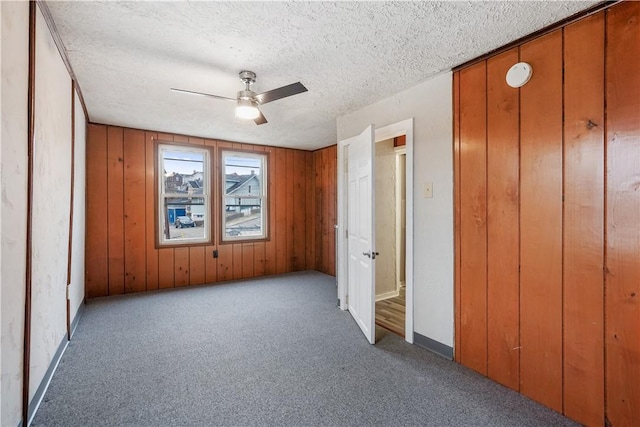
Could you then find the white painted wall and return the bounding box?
[375,138,397,298]
[30,6,72,399]
[1,2,29,425]
[337,72,454,347]
[70,91,86,324]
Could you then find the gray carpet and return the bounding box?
[33,271,576,427]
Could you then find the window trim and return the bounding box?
[155,140,214,248]
[219,148,269,244]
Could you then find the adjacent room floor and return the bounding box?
[375,286,406,338]
[33,271,576,427]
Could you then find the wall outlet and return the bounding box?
[424,182,433,198]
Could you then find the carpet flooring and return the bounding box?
[33,271,577,427]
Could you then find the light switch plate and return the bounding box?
[424,182,433,198]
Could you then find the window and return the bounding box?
[157,143,211,246]
[221,150,268,241]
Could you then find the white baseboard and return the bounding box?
[375,289,400,302]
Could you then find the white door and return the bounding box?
[346,125,376,344]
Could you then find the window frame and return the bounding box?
[219,149,269,243]
[156,141,214,248]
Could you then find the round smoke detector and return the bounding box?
[506,62,532,88]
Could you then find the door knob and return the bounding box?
[363,251,371,258]
[363,251,380,259]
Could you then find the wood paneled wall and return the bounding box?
[313,145,337,276]
[86,124,337,298]
[453,3,639,426]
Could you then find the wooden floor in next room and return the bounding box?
[375,286,405,338]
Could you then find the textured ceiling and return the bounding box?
[47,1,596,150]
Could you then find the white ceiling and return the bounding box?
[47,1,596,150]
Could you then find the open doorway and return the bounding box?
[374,138,406,338]
[337,118,414,344]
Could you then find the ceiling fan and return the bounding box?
[171,70,308,125]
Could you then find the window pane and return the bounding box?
[158,143,211,247]
[222,151,266,240]
[162,197,207,242]
[224,154,262,196]
[225,199,263,238]
[163,149,205,194]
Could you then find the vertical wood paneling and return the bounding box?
[216,243,232,282]
[174,247,189,287]
[293,150,306,270]
[519,30,563,412]
[453,4,637,424]
[145,131,159,291]
[86,125,332,299]
[563,14,605,426]
[264,146,276,275]
[107,126,125,295]
[305,151,316,270]
[605,3,640,426]
[189,246,205,286]
[232,243,243,280]
[253,241,265,276]
[85,124,109,297]
[459,61,488,375]
[322,148,330,273]
[311,145,338,276]
[285,150,295,271]
[453,72,461,362]
[486,48,520,391]
[205,245,217,284]
[123,129,147,293]
[314,150,323,270]
[327,145,337,275]
[275,148,287,274]
[158,248,174,289]
[242,244,255,278]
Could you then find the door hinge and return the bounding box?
[66,284,70,300]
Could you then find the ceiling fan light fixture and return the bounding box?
[235,98,260,120]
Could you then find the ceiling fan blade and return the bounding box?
[255,82,307,105]
[254,108,268,125]
[170,88,236,101]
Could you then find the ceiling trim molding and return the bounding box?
[453,0,620,72]
[36,0,90,121]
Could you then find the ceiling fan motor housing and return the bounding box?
[239,70,257,85]
[237,89,257,101]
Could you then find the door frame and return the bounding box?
[337,118,414,344]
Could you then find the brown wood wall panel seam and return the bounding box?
[605,2,640,425]
[486,48,521,392]
[453,71,461,362]
[85,125,109,297]
[285,150,295,272]
[519,29,564,413]
[562,13,606,426]
[107,126,125,295]
[458,61,488,376]
[305,151,316,270]
[145,132,159,291]
[123,129,147,293]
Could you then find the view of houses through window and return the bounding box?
[158,144,210,245]
[222,151,267,241]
